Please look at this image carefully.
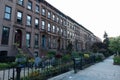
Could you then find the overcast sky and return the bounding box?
[46,0,120,40]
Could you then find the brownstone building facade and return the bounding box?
[0,0,101,57]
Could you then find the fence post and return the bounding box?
[16,67,21,80]
[73,58,77,73]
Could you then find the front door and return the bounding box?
[14,30,22,48]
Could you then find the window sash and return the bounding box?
[18,0,23,5]
[27,15,31,26]
[27,1,32,10]
[48,23,51,31]
[4,6,11,20]
[42,21,45,29]
[26,33,31,47]
[35,5,40,13]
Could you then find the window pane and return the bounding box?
[1,27,10,45]
[5,13,10,19]
[6,7,11,13]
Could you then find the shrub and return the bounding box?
[47,50,56,58]
[84,54,90,59]
[0,56,15,63]
[62,54,71,62]
[95,53,105,61]
[113,55,120,65]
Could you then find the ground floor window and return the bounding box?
[1,27,10,45]
[0,51,8,56]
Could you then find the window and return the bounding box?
[17,11,22,23]
[35,18,39,28]
[60,19,63,24]
[17,0,24,6]
[26,33,31,47]
[47,11,51,18]
[52,14,55,21]
[27,1,32,10]
[41,20,45,29]
[35,5,40,13]
[56,17,59,23]
[52,25,55,33]
[26,15,32,26]
[60,29,63,35]
[47,23,51,32]
[42,8,46,16]
[48,37,51,48]
[1,27,10,45]
[0,51,8,57]
[57,27,59,34]
[4,6,12,20]
[34,34,39,48]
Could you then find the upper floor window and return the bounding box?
[35,18,39,28]
[1,27,10,45]
[17,0,24,6]
[4,6,12,20]
[57,27,59,33]
[27,1,32,10]
[41,20,45,29]
[42,8,46,16]
[35,5,40,13]
[17,11,23,23]
[34,34,39,48]
[47,23,51,32]
[26,15,32,26]
[56,17,59,23]
[52,14,55,21]
[60,19,63,24]
[61,29,63,35]
[47,11,51,19]
[52,25,55,33]
[26,32,31,47]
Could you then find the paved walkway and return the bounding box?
[48,56,120,80]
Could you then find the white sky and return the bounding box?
[46,0,120,40]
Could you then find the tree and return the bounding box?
[103,31,109,50]
[91,42,105,53]
[109,36,120,55]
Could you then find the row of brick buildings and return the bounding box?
[0,0,101,57]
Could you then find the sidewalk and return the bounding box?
[48,56,120,80]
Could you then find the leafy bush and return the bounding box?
[0,56,15,63]
[71,51,79,58]
[95,53,105,61]
[47,50,56,58]
[62,54,71,62]
[113,55,120,65]
[84,54,90,59]
[0,62,17,69]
